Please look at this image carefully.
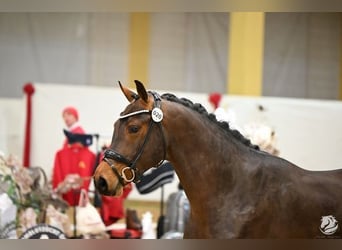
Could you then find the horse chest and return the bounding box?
[185,198,257,238]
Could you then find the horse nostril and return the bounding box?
[97,176,108,193]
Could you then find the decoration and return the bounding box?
[23,83,35,167]
[0,153,70,238]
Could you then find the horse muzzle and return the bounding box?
[93,162,123,196]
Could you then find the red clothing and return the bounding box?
[52,144,96,206]
[70,126,85,134]
[101,183,132,226]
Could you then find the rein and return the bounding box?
[103,91,166,185]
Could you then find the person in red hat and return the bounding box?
[62,106,85,133]
[52,106,96,206]
[62,106,85,148]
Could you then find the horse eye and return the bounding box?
[128,125,140,133]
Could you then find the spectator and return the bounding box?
[62,106,85,148]
[52,106,95,206]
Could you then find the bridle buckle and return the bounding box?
[121,166,136,182]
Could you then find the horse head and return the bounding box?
[93,80,166,196]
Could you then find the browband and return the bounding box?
[119,109,150,119]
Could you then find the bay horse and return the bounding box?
[93,80,342,238]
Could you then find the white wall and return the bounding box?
[21,83,342,201]
[0,98,24,159]
[219,95,342,171]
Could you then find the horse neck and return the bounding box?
[163,102,251,204]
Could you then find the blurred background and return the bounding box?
[0,12,342,238]
[0,12,340,99]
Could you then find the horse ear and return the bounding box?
[118,81,138,102]
[134,80,148,103]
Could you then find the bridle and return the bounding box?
[102,91,166,186]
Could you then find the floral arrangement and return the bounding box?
[242,122,279,156]
[0,153,69,238]
[0,154,47,214]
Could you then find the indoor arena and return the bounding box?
[0,12,342,239]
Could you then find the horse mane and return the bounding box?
[160,93,260,150]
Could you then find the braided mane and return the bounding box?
[161,93,259,150]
